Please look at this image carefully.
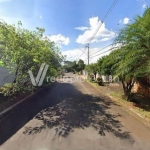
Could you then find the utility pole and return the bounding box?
[86,44,89,65]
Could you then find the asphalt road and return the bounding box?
[0,73,150,150]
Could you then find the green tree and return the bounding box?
[97,56,112,76]
[63,61,74,72]
[100,47,135,100]
[71,61,77,73]
[115,8,150,77]
[0,21,62,96]
[85,63,98,80]
[114,7,150,99]
[77,59,85,73]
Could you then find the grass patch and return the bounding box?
[84,77,150,123]
[133,105,150,122]
[110,91,122,98]
[110,91,150,122]
[86,79,99,86]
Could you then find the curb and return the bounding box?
[0,85,50,118]
[80,76,150,129]
[108,94,150,129]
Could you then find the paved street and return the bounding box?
[0,73,150,150]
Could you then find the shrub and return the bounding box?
[89,74,94,81]
[97,77,104,86]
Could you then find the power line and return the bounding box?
[90,42,122,58]
[79,48,87,55]
[90,46,118,58]
[85,0,118,64]
[76,47,87,62]
[88,0,118,44]
[75,0,118,63]
[90,43,113,57]
[90,48,112,58]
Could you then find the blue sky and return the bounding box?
[0,0,149,63]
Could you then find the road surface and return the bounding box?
[0,73,150,150]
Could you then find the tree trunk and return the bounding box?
[121,77,135,101]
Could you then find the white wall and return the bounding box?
[101,75,120,83]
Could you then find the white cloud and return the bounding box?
[119,17,130,25]
[62,49,85,61]
[75,26,89,31]
[75,17,116,45]
[100,37,111,42]
[137,0,147,9]
[62,47,109,64]
[48,34,70,47]
[142,3,147,9]
[62,44,121,64]
[123,17,129,24]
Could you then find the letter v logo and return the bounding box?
[28,63,49,86]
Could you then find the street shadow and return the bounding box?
[0,81,134,145]
[23,82,133,142]
[0,83,56,145]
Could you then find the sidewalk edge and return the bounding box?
[80,76,150,129]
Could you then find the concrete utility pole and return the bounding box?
[86,44,89,65]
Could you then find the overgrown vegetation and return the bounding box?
[85,63,98,80]
[62,59,85,73]
[0,21,63,97]
[85,8,150,100]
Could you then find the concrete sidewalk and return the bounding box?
[80,74,123,95]
[79,75,150,129]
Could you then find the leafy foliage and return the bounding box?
[62,59,85,73]
[85,63,98,79]
[0,21,63,96]
[77,59,85,72]
[91,8,150,100]
[115,8,150,77]
[97,56,112,75]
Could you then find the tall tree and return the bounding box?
[77,59,85,73]
[113,7,150,99]
[101,47,135,100]
[97,56,112,76]
[0,21,62,96]
[115,8,150,77]
[85,63,98,80]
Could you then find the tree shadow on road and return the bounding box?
[23,89,133,142]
